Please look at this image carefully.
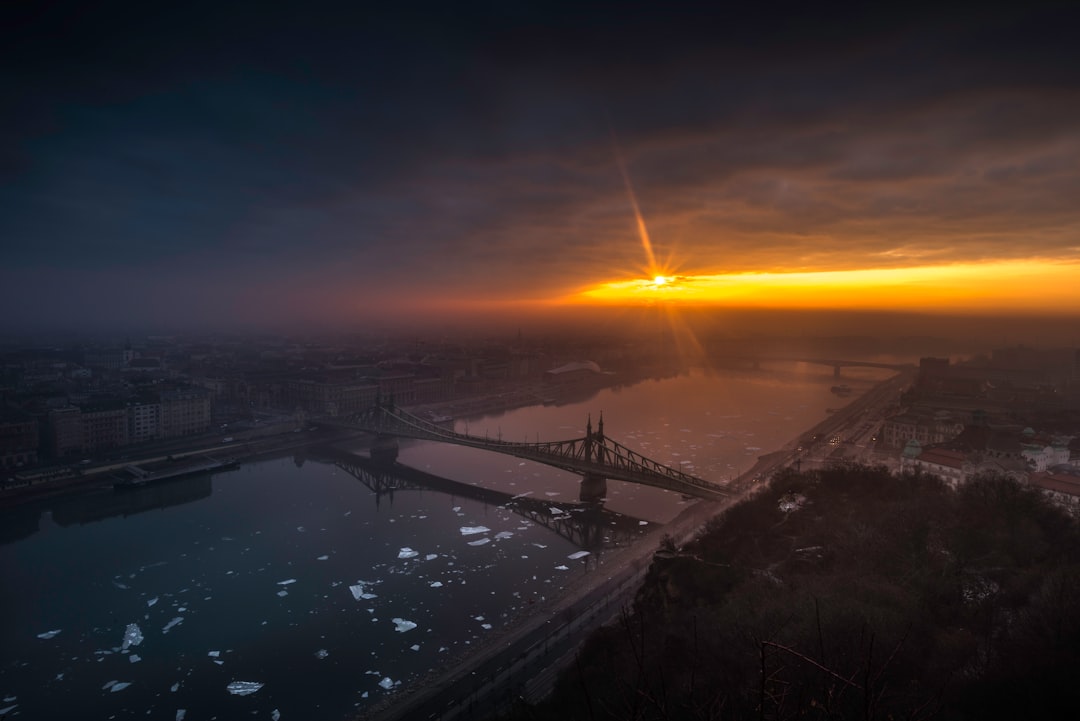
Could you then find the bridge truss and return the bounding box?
[333,402,731,501]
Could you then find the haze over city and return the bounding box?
[6,3,1080,721]
[4,1,1080,337]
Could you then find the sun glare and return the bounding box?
[573,260,1080,313]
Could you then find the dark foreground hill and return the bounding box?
[501,465,1080,720]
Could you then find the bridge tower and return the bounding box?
[580,413,608,503]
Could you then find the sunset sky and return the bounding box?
[3,1,1080,331]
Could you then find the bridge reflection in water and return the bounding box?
[312,446,653,552]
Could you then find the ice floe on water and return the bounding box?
[277,590,288,597]
[102,680,132,692]
[459,526,490,536]
[391,618,417,633]
[425,553,438,561]
[378,677,395,690]
[170,682,180,692]
[0,705,17,716]
[639,520,649,526]
[549,507,564,515]
[317,555,329,561]
[429,581,443,588]
[175,710,186,721]
[208,650,220,657]
[147,596,159,607]
[494,531,513,540]
[36,629,61,639]
[122,623,144,650]
[162,617,184,634]
[226,681,263,696]
[315,649,329,659]
[272,710,281,721]
[349,581,378,600]
[554,565,569,571]
[567,551,590,560]
[397,547,419,559]
[277,578,296,586]
[129,654,141,663]
[467,538,490,546]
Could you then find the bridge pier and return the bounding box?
[370,434,399,464]
[579,472,607,503]
[834,364,841,378]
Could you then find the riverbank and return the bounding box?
[361,369,912,720]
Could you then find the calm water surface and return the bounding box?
[0,364,891,720]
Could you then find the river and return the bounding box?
[0,362,895,720]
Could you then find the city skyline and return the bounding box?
[4,2,1080,332]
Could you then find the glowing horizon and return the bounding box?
[568,259,1080,314]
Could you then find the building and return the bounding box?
[1027,470,1080,518]
[543,361,602,387]
[881,411,964,449]
[79,399,130,452]
[128,398,162,443]
[160,387,212,439]
[901,442,968,489]
[0,407,39,470]
[284,379,379,416]
[48,406,83,458]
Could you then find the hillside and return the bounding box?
[503,465,1080,720]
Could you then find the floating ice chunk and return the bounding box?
[147,597,159,607]
[122,623,144,650]
[549,507,564,515]
[467,538,490,546]
[226,681,263,696]
[378,677,394,690]
[391,618,417,633]
[272,710,281,721]
[555,565,570,571]
[162,617,183,634]
[170,682,180,692]
[277,590,288,597]
[296,526,305,532]
[567,551,590,560]
[102,680,117,690]
[277,579,296,586]
[0,705,16,716]
[451,506,461,512]
[129,654,142,663]
[544,492,560,497]
[397,547,418,559]
[459,526,490,536]
[37,629,62,639]
[494,531,513,540]
[532,543,547,549]
[176,710,186,721]
[2,697,14,703]
[349,583,378,601]
[429,581,443,588]
[481,623,492,630]
[317,555,329,561]
[113,581,130,589]
[208,651,220,657]
[639,520,649,526]
[425,554,438,561]
[214,659,224,665]
[110,682,132,692]
[314,649,328,659]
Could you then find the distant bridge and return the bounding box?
[323,403,730,501]
[314,447,651,551]
[713,355,915,378]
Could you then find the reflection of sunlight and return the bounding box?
[575,260,1080,312]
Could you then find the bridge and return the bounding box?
[712,355,915,378]
[324,402,731,502]
[313,447,651,551]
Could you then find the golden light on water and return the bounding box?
[574,260,1080,313]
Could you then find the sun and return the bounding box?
[651,275,670,287]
